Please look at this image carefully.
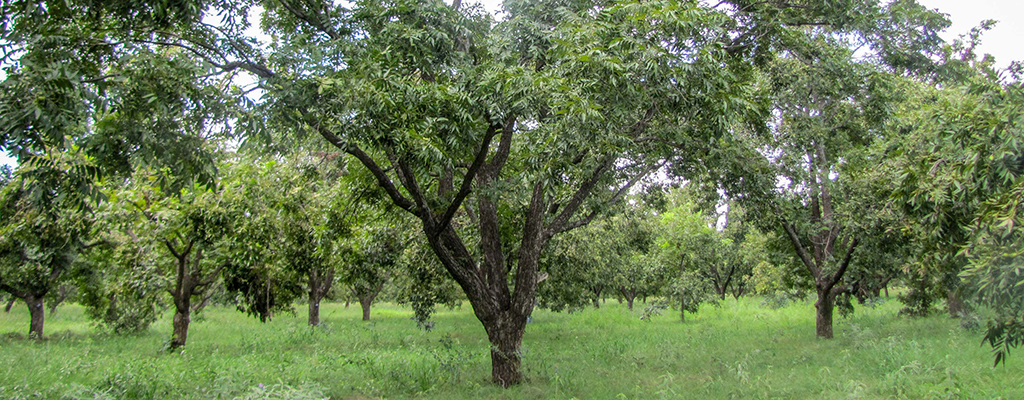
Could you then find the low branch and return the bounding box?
[782,220,821,278]
[824,237,860,295]
[549,160,665,236]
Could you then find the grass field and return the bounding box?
[0,296,1021,399]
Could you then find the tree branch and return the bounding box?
[549,160,664,236]
[824,237,859,295]
[305,117,418,214]
[437,119,505,234]
[782,220,821,278]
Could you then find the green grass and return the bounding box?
[0,297,1021,399]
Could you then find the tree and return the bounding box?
[0,0,236,339]
[656,195,731,319]
[110,175,232,349]
[658,196,758,302]
[717,22,943,337]
[244,0,944,384]
[0,171,91,338]
[888,26,1024,363]
[540,218,618,311]
[341,222,405,321]
[250,0,758,385]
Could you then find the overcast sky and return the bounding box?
[474,0,1022,67]
[916,0,1024,67]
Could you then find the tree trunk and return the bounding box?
[592,297,600,309]
[359,297,372,321]
[626,297,634,311]
[4,297,14,313]
[171,308,190,349]
[308,298,321,326]
[25,295,45,339]
[48,284,70,316]
[170,294,191,350]
[680,297,686,323]
[947,289,968,318]
[484,312,527,388]
[815,289,835,339]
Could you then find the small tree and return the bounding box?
[341,223,406,321]
[0,172,91,339]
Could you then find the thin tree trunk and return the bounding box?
[815,289,835,339]
[48,285,69,316]
[680,297,686,323]
[947,289,967,318]
[25,295,45,339]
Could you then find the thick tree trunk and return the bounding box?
[815,290,835,339]
[484,313,527,388]
[25,295,45,339]
[592,297,600,309]
[626,297,634,311]
[359,297,372,321]
[4,297,14,313]
[308,298,321,326]
[171,308,190,349]
[170,295,191,349]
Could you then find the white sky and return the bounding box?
[916,0,1024,68]
[1,0,1018,167]
[474,0,1022,67]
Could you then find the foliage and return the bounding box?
[887,27,1024,362]
[0,170,92,337]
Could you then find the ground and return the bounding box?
[0,296,1020,399]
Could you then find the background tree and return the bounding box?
[113,174,232,349]
[539,218,618,311]
[0,171,92,339]
[720,30,930,338]
[341,221,407,322]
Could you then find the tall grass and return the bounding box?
[0,296,1020,399]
